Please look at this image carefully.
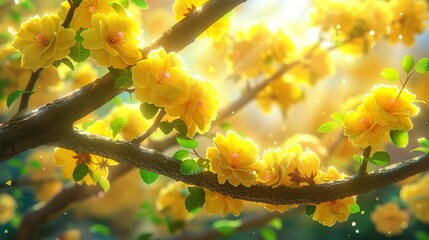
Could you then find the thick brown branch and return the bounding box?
[55,130,429,205]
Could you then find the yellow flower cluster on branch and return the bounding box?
[344,84,419,148]
[204,188,244,217]
[156,182,193,222]
[370,202,409,236]
[12,14,76,71]
[400,174,429,223]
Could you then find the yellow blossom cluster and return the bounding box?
[54,120,119,185]
[370,202,409,236]
[205,131,356,224]
[156,182,193,222]
[226,22,296,78]
[309,0,428,53]
[12,14,76,71]
[172,0,232,41]
[59,0,115,30]
[344,84,419,148]
[400,174,429,223]
[132,47,221,137]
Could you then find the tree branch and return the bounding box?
[54,130,429,205]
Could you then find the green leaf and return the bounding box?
[389,130,409,148]
[418,138,429,147]
[130,0,149,9]
[220,122,232,130]
[89,223,111,237]
[0,79,10,99]
[369,151,390,167]
[7,158,22,168]
[69,30,90,62]
[139,169,159,185]
[380,68,399,81]
[330,112,345,123]
[349,202,360,214]
[402,54,414,73]
[10,11,21,23]
[99,176,110,192]
[172,149,189,160]
[185,187,205,214]
[416,231,429,240]
[136,233,152,240]
[212,220,242,237]
[73,163,89,181]
[82,120,96,130]
[109,2,127,17]
[114,70,132,89]
[269,218,282,230]
[176,135,198,149]
[159,121,173,135]
[117,0,129,8]
[89,169,101,182]
[180,159,204,175]
[260,227,277,240]
[140,103,159,120]
[317,121,339,133]
[416,58,429,73]
[172,119,188,135]
[410,147,429,153]
[353,154,363,163]
[62,58,75,71]
[29,160,42,170]
[305,205,316,218]
[110,116,127,137]
[7,89,24,108]
[20,0,35,10]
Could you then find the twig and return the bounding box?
[61,0,82,28]
[16,68,43,114]
[131,109,166,144]
[358,146,372,175]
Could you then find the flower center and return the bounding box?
[157,71,171,84]
[382,98,397,113]
[108,31,126,46]
[34,33,50,46]
[86,0,99,13]
[358,117,372,130]
[73,153,92,165]
[196,100,203,109]
[231,152,239,167]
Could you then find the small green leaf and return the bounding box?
[110,116,127,137]
[140,102,159,120]
[89,223,111,237]
[353,154,363,163]
[73,163,89,181]
[410,147,429,153]
[20,0,35,10]
[305,205,316,218]
[369,151,390,167]
[166,218,185,233]
[82,120,96,130]
[99,176,110,192]
[130,0,149,9]
[62,58,75,71]
[402,54,414,73]
[117,0,129,8]
[349,202,360,214]
[89,169,101,182]
[139,169,159,185]
[172,119,188,135]
[330,112,345,123]
[416,231,429,240]
[69,30,90,62]
[136,233,152,240]
[185,187,205,214]
[180,159,203,175]
[269,218,282,230]
[317,121,339,133]
[418,138,429,147]
[380,68,399,81]
[212,220,242,237]
[416,58,429,73]
[114,70,132,89]
[389,130,409,148]
[7,89,24,108]
[29,160,42,169]
[220,122,232,130]
[109,2,127,16]
[260,227,276,240]
[172,149,189,160]
[176,135,198,149]
[159,121,173,135]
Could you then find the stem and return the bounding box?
[358,146,372,175]
[16,68,43,114]
[61,0,81,28]
[397,70,414,97]
[131,109,166,144]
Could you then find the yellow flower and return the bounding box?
[400,174,429,223]
[361,85,420,131]
[173,0,232,41]
[288,147,321,186]
[317,166,348,184]
[54,120,119,185]
[165,76,221,137]
[72,62,98,90]
[388,0,428,46]
[156,182,192,221]
[0,193,17,224]
[343,107,389,148]
[204,188,243,217]
[81,13,142,69]
[256,76,303,114]
[257,148,292,188]
[262,203,295,214]
[105,104,152,141]
[132,47,192,107]
[207,131,262,187]
[370,202,409,236]
[313,196,356,226]
[12,14,76,71]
